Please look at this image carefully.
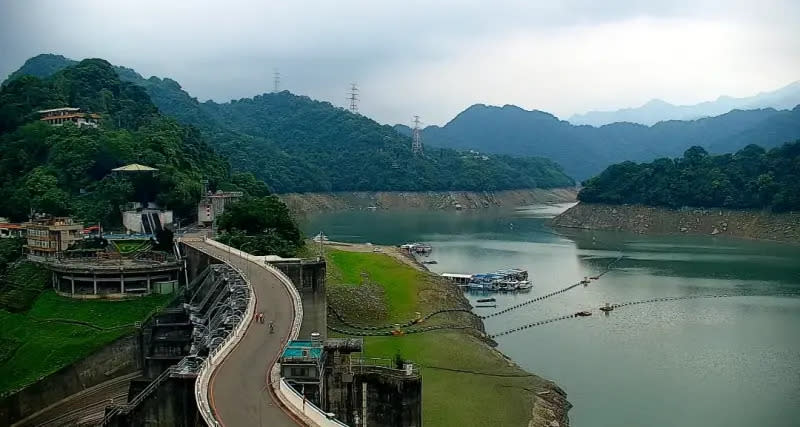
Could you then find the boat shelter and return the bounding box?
[441,273,473,286]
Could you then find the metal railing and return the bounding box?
[179,238,256,427]
[101,366,177,424]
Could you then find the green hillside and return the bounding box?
[5,54,575,193]
[395,103,800,180]
[0,58,234,223]
[578,142,800,211]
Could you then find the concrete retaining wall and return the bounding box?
[279,379,348,426]
[0,334,141,424]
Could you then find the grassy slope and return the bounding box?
[326,249,540,427]
[0,291,170,395]
[327,250,419,321]
[0,261,50,312]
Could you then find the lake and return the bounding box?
[301,204,800,427]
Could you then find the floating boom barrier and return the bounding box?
[481,255,623,319]
[489,292,796,338]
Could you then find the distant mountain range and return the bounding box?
[4,54,574,192]
[568,81,800,126]
[396,103,800,180]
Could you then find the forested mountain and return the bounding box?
[6,54,574,192]
[578,142,800,212]
[0,58,245,223]
[569,80,800,126]
[396,103,800,180]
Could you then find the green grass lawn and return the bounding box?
[327,250,421,321]
[111,239,151,255]
[0,291,170,395]
[326,249,543,427]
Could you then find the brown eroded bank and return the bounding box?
[553,203,800,244]
[279,188,578,215]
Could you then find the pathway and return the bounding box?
[184,240,300,427]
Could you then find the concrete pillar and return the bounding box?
[121,272,125,294]
[147,274,151,294]
[93,273,97,295]
[70,277,75,295]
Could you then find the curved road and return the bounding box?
[186,241,299,427]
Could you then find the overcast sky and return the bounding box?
[1,0,798,125]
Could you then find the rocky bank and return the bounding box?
[553,203,800,243]
[279,188,578,215]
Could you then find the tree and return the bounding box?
[578,141,800,212]
[216,196,303,257]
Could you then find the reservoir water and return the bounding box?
[301,204,800,427]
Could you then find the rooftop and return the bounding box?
[281,340,322,360]
[441,273,473,279]
[38,107,81,113]
[112,163,158,172]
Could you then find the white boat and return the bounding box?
[312,232,329,243]
[516,280,533,291]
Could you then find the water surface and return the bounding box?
[302,205,800,427]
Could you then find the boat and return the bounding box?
[576,310,592,317]
[599,302,614,312]
[516,280,533,291]
[468,273,504,291]
[494,280,518,292]
[466,269,533,293]
[422,260,438,265]
[475,304,497,308]
[476,297,496,303]
[312,232,329,243]
[400,242,432,254]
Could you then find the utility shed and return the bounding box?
[280,338,325,403]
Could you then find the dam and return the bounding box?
[4,237,420,427]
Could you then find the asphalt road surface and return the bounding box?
[186,241,299,427]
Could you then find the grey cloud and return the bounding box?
[1,0,798,125]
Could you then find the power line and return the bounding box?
[347,83,359,114]
[412,115,423,155]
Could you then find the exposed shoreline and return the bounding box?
[325,240,571,427]
[553,202,800,244]
[279,188,578,215]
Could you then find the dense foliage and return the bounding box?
[395,103,800,180]
[0,58,240,224]
[216,196,303,257]
[0,238,23,279]
[578,142,800,212]
[8,54,575,192]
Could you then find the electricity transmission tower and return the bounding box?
[273,69,280,93]
[348,83,359,114]
[412,115,423,155]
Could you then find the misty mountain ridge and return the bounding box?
[568,80,800,126]
[9,54,800,184]
[396,102,800,180]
